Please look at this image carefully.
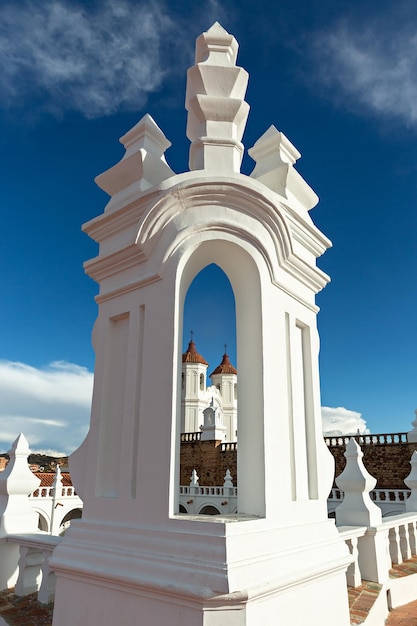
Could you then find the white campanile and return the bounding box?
[51,23,351,626]
[210,350,237,441]
[181,337,209,432]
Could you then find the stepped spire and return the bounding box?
[185,22,249,173]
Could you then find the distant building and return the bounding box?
[181,339,237,441]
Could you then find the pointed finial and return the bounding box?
[95,114,175,198]
[407,409,417,442]
[190,329,194,341]
[224,343,227,354]
[190,469,199,487]
[335,437,381,527]
[186,24,249,173]
[52,464,63,490]
[405,450,417,511]
[223,469,234,489]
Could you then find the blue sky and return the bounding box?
[0,0,416,454]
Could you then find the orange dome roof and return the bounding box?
[210,352,237,376]
[182,340,208,365]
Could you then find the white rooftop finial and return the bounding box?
[190,469,199,487]
[185,23,249,174]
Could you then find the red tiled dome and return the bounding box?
[182,340,208,365]
[210,352,237,376]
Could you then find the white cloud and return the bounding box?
[0,0,176,118]
[321,406,369,436]
[310,18,417,128]
[0,360,93,455]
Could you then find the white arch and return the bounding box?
[175,239,265,517]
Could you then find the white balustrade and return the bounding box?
[337,526,367,587]
[7,533,61,604]
[382,514,417,565]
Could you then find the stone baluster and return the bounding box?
[38,548,56,604]
[389,526,402,565]
[335,438,390,583]
[15,545,43,596]
[399,524,411,561]
[409,522,417,555]
[345,536,361,588]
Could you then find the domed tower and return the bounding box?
[209,349,237,441]
[181,337,209,432]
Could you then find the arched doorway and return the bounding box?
[59,508,82,536]
[199,505,221,515]
[181,263,237,440]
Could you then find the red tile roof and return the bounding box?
[210,353,237,376]
[34,472,73,487]
[182,340,208,365]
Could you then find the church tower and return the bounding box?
[181,337,209,432]
[51,23,351,626]
[209,350,237,441]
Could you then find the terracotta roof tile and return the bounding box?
[182,340,208,365]
[210,353,237,376]
[33,472,73,487]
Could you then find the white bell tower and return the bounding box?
[181,336,209,432]
[210,350,237,441]
[51,22,351,626]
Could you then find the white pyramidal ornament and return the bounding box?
[407,409,417,442]
[185,22,249,173]
[335,437,381,526]
[249,125,318,211]
[95,113,175,207]
[190,469,199,487]
[405,450,417,511]
[223,469,234,489]
[0,434,42,588]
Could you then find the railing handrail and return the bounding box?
[7,532,62,549]
[30,486,76,498]
[329,487,410,502]
[324,432,408,447]
[180,432,201,442]
[221,442,237,452]
[180,485,238,496]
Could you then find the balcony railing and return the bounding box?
[325,432,408,447]
[6,533,62,604]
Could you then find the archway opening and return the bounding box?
[199,505,221,515]
[174,240,265,519]
[59,508,82,536]
[38,513,49,532]
[179,264,237,509]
